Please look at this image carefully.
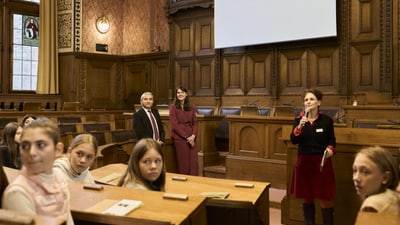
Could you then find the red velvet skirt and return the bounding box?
[290,154,336,201]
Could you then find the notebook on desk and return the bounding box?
[102,199,142,216]
[86,199,142,216]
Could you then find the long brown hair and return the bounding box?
[117,138,166,191]
[0,122,22,168]
[22,117,60,145]
[173,86,191,111]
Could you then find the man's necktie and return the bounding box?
[148,110,160,140]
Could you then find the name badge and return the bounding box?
[316,128,323,133]
[42,195,57,206]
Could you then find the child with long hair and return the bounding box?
[2,117,74,225]
[352,146,400,214]
[117,138,166,191]
[0,122,22,169]
[54,133,98,183]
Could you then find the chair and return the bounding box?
[157,104,169,115]
[196,106,216,115]
[219,107,242,116]
[62,102,80,111]
[89,131,109,146]
[258,107,271,116]
[271,105,295,117]
[23,102,42,111]
[96,141,132,168]
[240,105,259,116]
[319,107,340,121]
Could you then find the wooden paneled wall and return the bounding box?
[166,0,396,109]
[55,0,398,110]
[59,52,170,109]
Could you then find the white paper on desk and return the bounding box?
[320,150,328,172]
[102,199,142,216]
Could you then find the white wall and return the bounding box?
[215,0,337,48]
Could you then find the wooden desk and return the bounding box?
[377,124,400,129]
[342,105,400,127]
[226,115,294,189]
[91,163,271,225]
[355,212,400,225]
[0,209,65,225]
[69,181,207,225]
[4,166,207,225]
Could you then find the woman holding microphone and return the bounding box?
[290,89,336,225]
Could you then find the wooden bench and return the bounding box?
[0,117,18,129]
[93,139,136,169]
[62,102,80,111]
[353,119,393,128]
[110,130,135,142]
[82,122,114,132]
[23,102,42,111]
[58,124,78,135]
[57,116,83,124]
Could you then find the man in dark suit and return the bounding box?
[133,92,165,146]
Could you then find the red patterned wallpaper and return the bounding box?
[82,0,169,55]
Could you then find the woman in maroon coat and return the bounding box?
[169,87,199,175]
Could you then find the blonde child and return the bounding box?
[2,117,74,225]
[118,138,166,191]
[54,133,98,183]
[352,146,400,214]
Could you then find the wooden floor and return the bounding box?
[269,188,285,225]
[270,208,283,225]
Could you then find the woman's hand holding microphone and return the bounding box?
[298,109,310,130]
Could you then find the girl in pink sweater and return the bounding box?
[2,117,74,225]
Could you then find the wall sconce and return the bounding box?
[96,16,110,34]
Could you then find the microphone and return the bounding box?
[305,108,310,118]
